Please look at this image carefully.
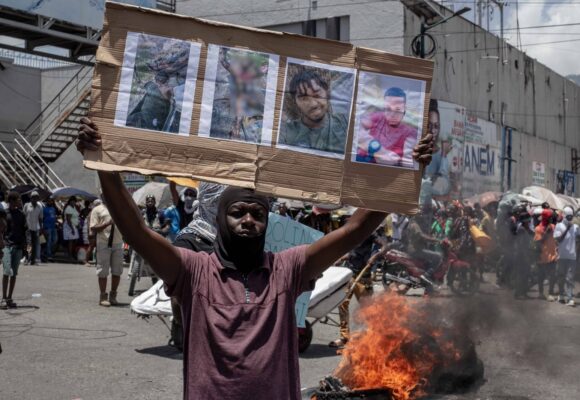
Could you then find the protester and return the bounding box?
[89,200,124,307]
[533,209,558,300]
[554,206,580,306]
[23,191,43,265]
[512,205,534,299]
[170,181,197,230]
[391,212,409,244]
[63,196,80,260]
[42,196,59,262]
[162,203,181,243]
[77,116,433,399]
[1,192,26,310]
[170,182,226,351]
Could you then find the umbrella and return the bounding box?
[556,194,579,211]
[9,185,51,200]
[521,186,567,210]
[132,182,173,208]
[463,191,502,208]
[51,186,98,201]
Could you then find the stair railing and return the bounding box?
[15,129,66,189]
[23,60,94,149]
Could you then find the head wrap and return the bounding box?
[214,187,269,271]
[177,182,226,242]
[541,209,552,227]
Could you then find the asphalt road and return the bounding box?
[1,262,579,400]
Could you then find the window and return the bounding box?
[263,16,350,41]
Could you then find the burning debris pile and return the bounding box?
[332,292,484,400]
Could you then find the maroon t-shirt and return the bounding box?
[166,246,313,400]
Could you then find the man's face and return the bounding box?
[10,197,22,209]
[145,197,156,209]
[428,111,440,142]
[31,196,39,205]
[384,96,406,127]
[226,202,268,238]
[295,79,329,125]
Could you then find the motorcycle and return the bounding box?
[381,241,479,296]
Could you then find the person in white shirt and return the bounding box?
[23,191,43,265]
[553,206,580,306]
[89,201,124,307]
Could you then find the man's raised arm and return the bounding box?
[302,210,386,282]
[78,117,182,285]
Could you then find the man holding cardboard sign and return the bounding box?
[78,116,432,399]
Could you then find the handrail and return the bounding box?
[14,149,45,187]
[14,139,59,190]
[15,129,66,188]
[23,58,94,148]
[0,143,27,185]
[24,60,92,133]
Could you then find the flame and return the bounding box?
[334,292,461,400]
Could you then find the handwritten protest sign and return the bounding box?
[265,213,323,328]
[85,2,433,213]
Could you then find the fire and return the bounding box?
[334,292,461,400]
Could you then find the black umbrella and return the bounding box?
[9,185,52,200]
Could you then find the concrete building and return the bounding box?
[178,0,580,198]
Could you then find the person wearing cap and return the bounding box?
[170,181,197,230]
[23,191,43,265]
[553,206,580,306]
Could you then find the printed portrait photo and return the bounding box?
[352,71,427,170]
[276,59,355,158]
[114,32,201,136]
[199,45,279,144]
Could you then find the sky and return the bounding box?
[437,0,580,77]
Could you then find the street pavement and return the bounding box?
[1,262,580,400]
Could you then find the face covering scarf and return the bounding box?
[214,187,269,271]
[178,182,226,242]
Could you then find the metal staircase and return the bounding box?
[0,63,92,191]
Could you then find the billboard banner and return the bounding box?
[461,114,501,198]
[420,100,465,204]
[556,170,575,197]
[532,161,546,187]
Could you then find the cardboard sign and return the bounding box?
[265,213,324,328]
[85,2,433,213]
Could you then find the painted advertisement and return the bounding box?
[555,170,575,197]
[420,100,465,204]
[462,114,501,198]
[532,161,546,187]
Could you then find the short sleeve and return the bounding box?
[164,247,205,304]
[275,245,314,298]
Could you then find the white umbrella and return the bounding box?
[556,194,579,211]
[521,186,567,210]
[132,182,173,208]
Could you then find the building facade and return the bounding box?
[178,0,580,198]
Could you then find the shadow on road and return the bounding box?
[299,343,340,359]
[136,345,183,360]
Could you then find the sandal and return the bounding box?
[6,299,17,309]
[328,338,348,349]
[0,299,7,310]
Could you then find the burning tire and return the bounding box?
[298,320,313,353]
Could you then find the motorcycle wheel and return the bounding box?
[448,267,479,296]
[298,320,313,353]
